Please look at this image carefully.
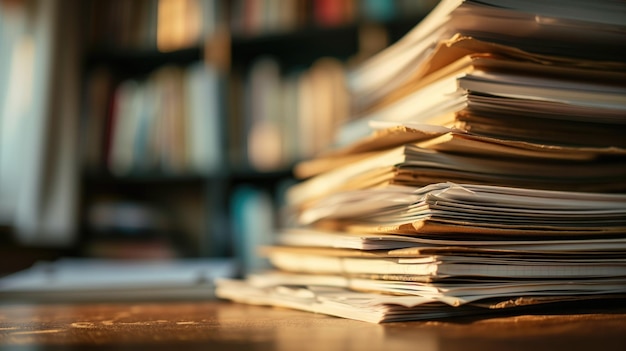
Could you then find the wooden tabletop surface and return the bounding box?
[0,300,625,351]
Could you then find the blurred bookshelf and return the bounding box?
[75,0,437,262]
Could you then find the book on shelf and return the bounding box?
[216,0,626,323]
[227,0,437,36]
[82,62,224,176]
[230,56,349,171]
[231,185,275,275]
[85,0,221,51]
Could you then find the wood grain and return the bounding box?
[0,301,625,350]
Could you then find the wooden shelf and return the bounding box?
[84,46,203,74]
[83,172,219,185]
[230,16,425,69]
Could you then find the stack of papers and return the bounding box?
[216,0,626,323]
[0,258,235,301]
[218,185,626,322]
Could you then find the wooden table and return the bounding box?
[1,300,625,350]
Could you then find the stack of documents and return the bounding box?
[0,258,235,302]
[217,0,626,323]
